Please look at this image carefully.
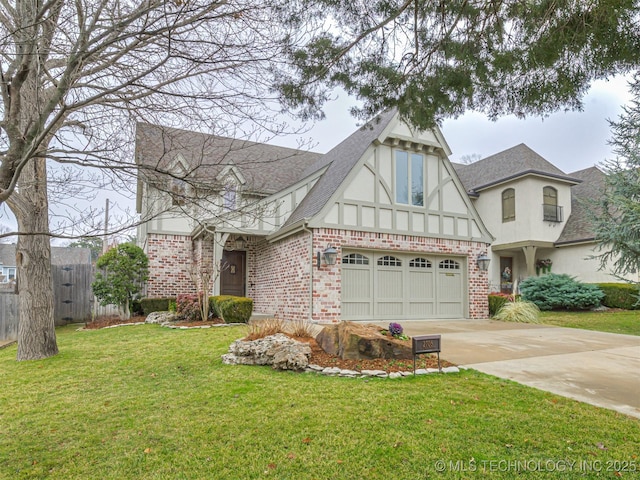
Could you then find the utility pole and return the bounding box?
[103,198,109,254]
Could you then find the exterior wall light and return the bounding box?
[316,245,338,268]
[234,236,246,250]
[477,252,491,272]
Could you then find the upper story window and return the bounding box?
[502,188,515,222]
[223,184,237,211]
[543,186,563,222]
[395,151,424,206]
[169,178,188,206]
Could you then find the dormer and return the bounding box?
[216,164,246,211]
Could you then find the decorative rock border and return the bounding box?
[305,364,465,378]
[162,322,245,330]
[78,320,246,331]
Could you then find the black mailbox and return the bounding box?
[412,334,442,373]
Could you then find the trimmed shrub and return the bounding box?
[494,300,540,323]
[488,293,521,317]
[176,294,201,322]
[218,296,253,323]
[520,274,604,311]
[596,283,640,310]
[141,297,175,315]
[209,295,236,319]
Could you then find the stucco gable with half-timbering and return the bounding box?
[306,115,492,243]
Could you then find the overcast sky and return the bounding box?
[292,75,634,175]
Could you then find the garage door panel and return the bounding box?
[343,269,371,298]
[342,257,372,319]
[342,250,466,320]
[376,270,403,298]
[408,270,434,298]
[342,302,372,317]
[377,302,404,316]
[407,302,435,316]
[438,302,463,316]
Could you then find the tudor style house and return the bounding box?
[453,144,638,293]
[136,110,494,323]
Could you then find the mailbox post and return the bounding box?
[412,334,442,374]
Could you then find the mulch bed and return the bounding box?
[84,316,452,373]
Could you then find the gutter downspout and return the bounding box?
[301,221,314,323]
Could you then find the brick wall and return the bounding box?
[146,233,196,297]
[250,228,489,323]
[147,228,490,321]
[250,232,311,322]
[311,228,490,321]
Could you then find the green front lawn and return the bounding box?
[1,325,638,479]
[539,310,640,336]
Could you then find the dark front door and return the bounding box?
[221,250,246,296]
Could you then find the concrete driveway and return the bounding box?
[373,319,640,419]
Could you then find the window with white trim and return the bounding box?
[378,255,402,267]
[395,150,424,206]
[439,259,460,270]
[342,253,370,265]
[409,257,432,268]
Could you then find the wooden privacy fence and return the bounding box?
[0,264,94,341]
[0,293,18,342]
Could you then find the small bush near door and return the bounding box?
[520,274,604,311]
[210,295,253,323]
[596,283,640,310]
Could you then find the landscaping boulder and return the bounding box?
[145,311,178,324]
[315,324,339,355]
[316,321,412,360]
[222,333,311,371]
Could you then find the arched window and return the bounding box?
[543,186,561,222]
[439,259,460,270]
[342,253,370,265]
[409,257,432,268]
[502,188,515,222]
[377,255,402,267]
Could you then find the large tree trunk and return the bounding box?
[9,158,58,361]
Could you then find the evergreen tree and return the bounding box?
[92,243,149,319]
[593,76,640,278]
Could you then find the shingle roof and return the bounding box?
[454,144,580,193]
[135,123,322,196]
[556,166,606,245]
[283,109,397,227]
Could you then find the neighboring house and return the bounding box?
[136,110,494,323]
[453,144,639,293]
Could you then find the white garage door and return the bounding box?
[342,251,465,320]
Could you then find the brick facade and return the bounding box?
[310,228,489,322]
[147,228,490,322]
[145,233,197,297]
[250,232,311,322]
